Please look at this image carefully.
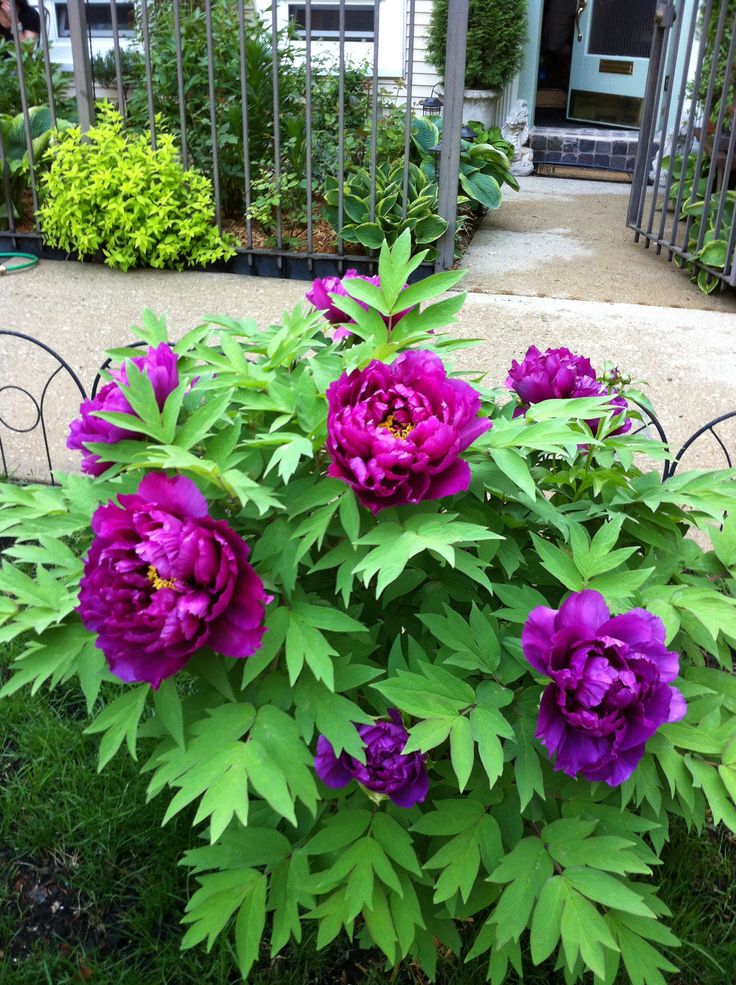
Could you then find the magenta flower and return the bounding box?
[325,349,491,514]
[522,590,686,786]
[68,343,180,476]
[77,473,270,688]
[505,345,630,435]
[306,269,411,339]
[314,709,428,808]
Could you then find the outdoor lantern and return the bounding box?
[460,124,476,141]
[420,84,443,116]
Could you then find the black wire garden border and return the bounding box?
[1,331,735,487]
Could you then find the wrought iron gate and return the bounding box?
[628,0,736,292]
[0,0,470,276]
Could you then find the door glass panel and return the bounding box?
[588,0,657,58]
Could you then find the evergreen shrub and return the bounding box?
[427,0,527,91]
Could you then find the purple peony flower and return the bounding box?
[68,343,180,476]
[306,270,411,339]
[314,709,429,808]
[522,590,686,786]
[325,349,491,514]
[505,345,630,435]
[77,473,271,688]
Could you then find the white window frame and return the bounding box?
[259,0,406,78]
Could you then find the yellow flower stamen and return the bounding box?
[146,564,177,591]
[382,412,414,440]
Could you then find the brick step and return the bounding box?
[530,127,639,173]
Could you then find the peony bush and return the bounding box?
[2,234,736,984]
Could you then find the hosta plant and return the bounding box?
[324,161,448,256]
[0,105,72,221]
[412,115,519,211]
[3,233,736,985]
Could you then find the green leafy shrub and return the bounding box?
[0,39,73,118]
[36,103,236,271]
[246,169,312,248]
[0,105,72,221]
[324,161,447,255]
[4,233,736,985]
[661,154,733,295]
[125,0,303,217]
[693,0,736,123]
[412,115,519,210]
[427,0,527,90]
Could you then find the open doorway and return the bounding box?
[535,0,576,126]
[534,0,658,129]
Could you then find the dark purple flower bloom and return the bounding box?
[306,269,411,339]
[522,590,686,786]
[314,709,429,808]
[68,343,180,476]
[505,345,630,435]
[325,349,491,514]
[77,473,270,688]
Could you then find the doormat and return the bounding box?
[535,164,632,183]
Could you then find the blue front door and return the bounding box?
[567,0,658,127]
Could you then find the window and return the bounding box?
[53,0,135,38]
[287,3,375,41]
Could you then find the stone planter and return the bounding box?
[462,89,499,129]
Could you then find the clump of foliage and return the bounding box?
[661,153,734,295]
[246,169,311,249]
[0,105,72,221]
[125,0,304,217]
[693,0,736,124]
[413,115,519,210]
[2,232,736,985]
[677,188,735,293]
[427,0,527,91]
[37,103,235,271]
[0,39,73,118]
[324,161,447,255]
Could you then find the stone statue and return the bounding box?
[502,99,534,176]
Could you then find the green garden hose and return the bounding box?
[0,252,39,274]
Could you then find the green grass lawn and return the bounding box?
[1,651,735,985]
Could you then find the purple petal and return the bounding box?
[314,736,354,789]
[522,606,557,674]
[557,590,610,636]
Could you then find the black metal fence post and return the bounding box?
[66,0,96,132]
[435,0,469,271]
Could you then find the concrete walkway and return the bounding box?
[2,174,735,479]
[462,176,736,313]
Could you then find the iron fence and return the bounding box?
[629,0,736,291]
[0,0,471,276]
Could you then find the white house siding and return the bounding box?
[404,0,441,107]
[402,0,516,126]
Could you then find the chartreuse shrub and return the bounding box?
[3,232,736,984]
[36,103,235,271]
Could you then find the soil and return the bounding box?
[222,215,364,255]
[0,849,116,966]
